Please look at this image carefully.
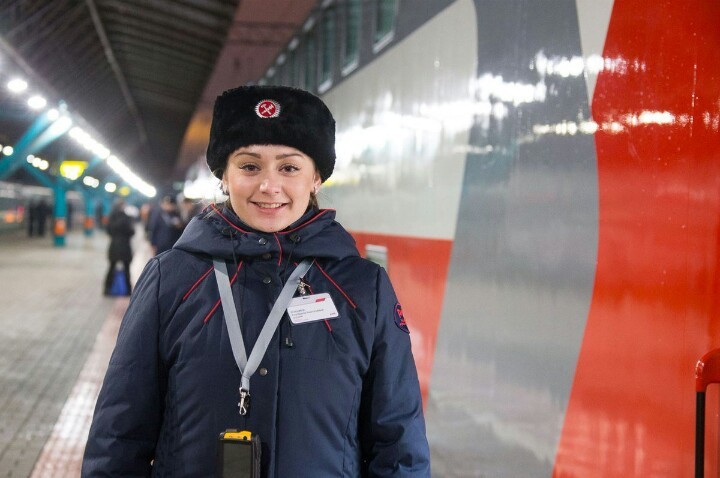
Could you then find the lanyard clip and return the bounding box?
[298,279,308,296]
[238,388,250,416]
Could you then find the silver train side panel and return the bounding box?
[576,0,615,106]
[323,0,477,240]
[425,1,600,476]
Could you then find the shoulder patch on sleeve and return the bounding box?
[394,303,410,333]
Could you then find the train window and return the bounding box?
[275,53,287,86]
[365,244,388,270]
[373,0,397,53]
[304,29,317,92]
[341,0,361,75]
[318,6,336,93]
[288,47,299,87]
[264,67,276,86]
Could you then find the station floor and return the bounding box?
[0,225,151,477]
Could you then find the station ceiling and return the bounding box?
[0,0,316,193]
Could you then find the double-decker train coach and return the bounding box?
[197,0,719,475]
[0,181,83,234]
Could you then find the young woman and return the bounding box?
[82,85,430,477]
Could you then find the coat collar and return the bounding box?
[173,203,359,262]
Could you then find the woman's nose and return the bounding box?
[259,176,281,193]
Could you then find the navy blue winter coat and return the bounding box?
[82,205,430,477]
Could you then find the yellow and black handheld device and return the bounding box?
[217,430,261,478]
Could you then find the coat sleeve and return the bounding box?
[82,258,164,477]
[360,267,431,477]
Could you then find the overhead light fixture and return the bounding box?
[7,78,27,93]
[59,160,87,180]
[27,95,47,110]
[2,146,13,156]
[106,155,156,197]
[83,176,100,188]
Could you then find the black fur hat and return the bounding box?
[206,85,336,182]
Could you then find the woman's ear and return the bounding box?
[219,170,228,195]
[313,173,321,194]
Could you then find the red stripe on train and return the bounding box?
[554,1,720,476]
[349,231,453,406]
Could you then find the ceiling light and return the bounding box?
[27,95,47,110]
[83,176,100,188]
[7,78,27,93]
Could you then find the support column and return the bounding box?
[53,183,67,247]
[83,191,95,236]
[101,195,112,229]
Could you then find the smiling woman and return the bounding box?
[223,145,321,232]
[82,85,431,478]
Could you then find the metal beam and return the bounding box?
[85,0,148,145]
[233,21,299,29]
[101,9,224,50]
[107,28,216,65]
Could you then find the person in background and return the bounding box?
[27,199,37,237]
[66,201,74,231]
[179,195,202,226]
[35,198,50,236]
[149,195,184,255]
[82,85,430,477]
[95,202,105,230]
[103,199,134,296]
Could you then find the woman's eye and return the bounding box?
[281,165,300,173]
[240,164,259,172]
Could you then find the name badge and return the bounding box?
[287,293,339,324]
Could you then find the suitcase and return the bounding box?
[695,348,720,477]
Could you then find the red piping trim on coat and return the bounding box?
[210,204,250,233]
[280,209,333,234]
[204,300,221,323]
[183,266,214,301]
[273,233,283,265]
[314,260,357,309]
[204,260,243,323]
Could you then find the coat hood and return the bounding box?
[173,204,359,262]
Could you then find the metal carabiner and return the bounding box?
[238,388,250,416]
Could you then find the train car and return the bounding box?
[0,180,86,235]
[254,0,720,475]
[0,180,28,233]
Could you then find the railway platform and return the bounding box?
[0,226,151,477]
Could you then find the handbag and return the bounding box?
[109,267,129,296]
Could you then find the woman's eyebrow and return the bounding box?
[275,153,303,159]
[231,151,261,159]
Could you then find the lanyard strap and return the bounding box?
[213,258,312,399]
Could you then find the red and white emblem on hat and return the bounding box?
[255,99,280,118]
